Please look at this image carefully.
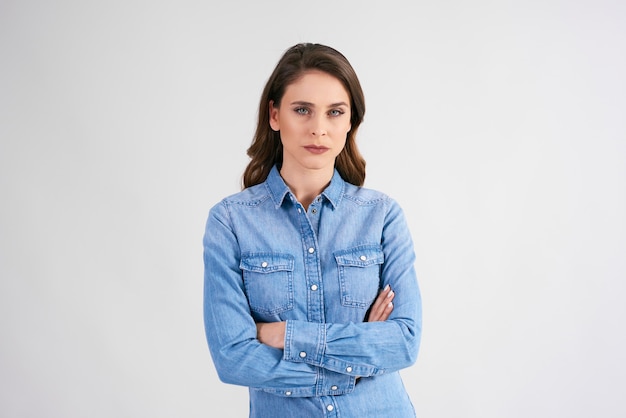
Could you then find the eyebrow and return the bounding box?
[290,100,349,108]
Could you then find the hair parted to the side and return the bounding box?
[242,43,366,189]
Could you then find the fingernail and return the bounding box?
[387,290,394,298]
[388,302,393,308]
[384,284,390,291]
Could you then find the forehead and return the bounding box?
[283,70,350,104]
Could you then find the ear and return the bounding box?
[269,100,280,131]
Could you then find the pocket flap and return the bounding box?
[334,245,384,267]
[240,253,294,273]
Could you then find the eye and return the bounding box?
[328,109,345,117]
[294,107,310,115]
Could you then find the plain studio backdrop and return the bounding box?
[1,1,625,417]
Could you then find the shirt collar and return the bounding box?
[265,166,291,208]
[265,165,345,209]
[321,169,345,209]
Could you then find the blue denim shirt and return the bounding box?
[203,166,422,417]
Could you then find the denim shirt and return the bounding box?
[203,166,422,418]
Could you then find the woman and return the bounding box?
[203,43,422,417]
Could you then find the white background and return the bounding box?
[1,1,625,417]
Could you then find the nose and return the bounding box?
[311,115,327,136]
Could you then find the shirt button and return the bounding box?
[285,391,292,396]
[360,255,367,261]
[299,351,307,358]
[261,261,268,268]
[346,366,353,373]
[317,197,322,202]
[310,284,318,291]
[297,208,302,213]
[311,208,317,214]
[326,405,334,412]
[308,247,315,254]
[331,385,338,390]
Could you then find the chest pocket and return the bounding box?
[334,245,384,308]
[240,253,294,315]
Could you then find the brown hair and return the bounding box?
[242,43,366,188]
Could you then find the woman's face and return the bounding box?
[270,70,351,176]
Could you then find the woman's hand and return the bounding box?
[366,284,395,322]
[256,321,286,349]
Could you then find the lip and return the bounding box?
[304,145,330,154]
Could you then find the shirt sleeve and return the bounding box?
[282,199,422,377]
[203,201,352,397]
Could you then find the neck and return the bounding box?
[279,164,333,211]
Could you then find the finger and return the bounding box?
[377,289,396,321]
[369,287,390,320]
[378,299,394,322]
[373,288,395,321]
[367,285,393,322]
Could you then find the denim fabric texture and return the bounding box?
[203,166,422,417]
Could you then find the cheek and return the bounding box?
[283,115,305,131]
[278,121,306,145]
[333,122,352,139]
[279,122,299,139]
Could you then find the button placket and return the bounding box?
[296,198,323,324]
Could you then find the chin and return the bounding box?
[300,160,335,171]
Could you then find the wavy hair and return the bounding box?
[242,43,366,188]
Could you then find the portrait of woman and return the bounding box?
[202,43,422,417]
[1,1,623,416]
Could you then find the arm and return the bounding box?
[282,199,422,377]
[203,202,320,395]
[257,285,396,347]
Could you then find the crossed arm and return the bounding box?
[256,285,396,349]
